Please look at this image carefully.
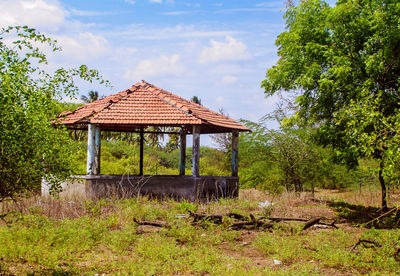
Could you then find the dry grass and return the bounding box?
[1,188,400,275]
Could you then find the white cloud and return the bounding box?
[69,8,115,17]
[161,11,187,16]
[108,24,240,40]
[55,32,109,61]
[124,54,184,80]
[198,36,250,64]
[0,0,67,31]
[149,0,162,3]
[221,75,237,84]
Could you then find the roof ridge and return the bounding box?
[143,81,239,124]
[142,82,200,122]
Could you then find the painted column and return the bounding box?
[139,127,144,176]
[192,125,200,177]
[93,125,101,175]
[86,124,96,175]
[231,130,239,177]
[179,129,186,175]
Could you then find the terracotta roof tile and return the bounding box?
[57,80,250,133]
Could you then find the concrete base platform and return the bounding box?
[84,175,239,201]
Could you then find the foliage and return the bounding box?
[239,120,378,193]
[262,0,400,208]
[0,26,107,201]
[81,90,100,103]
[70,139,230,176]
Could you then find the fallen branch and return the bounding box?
[269,217,338,229]
[364,208,397,226]
[350,239,382,252]
[187,210,223,224]
[229,220,274,230]
[302,217,322,231]
[227,212,248,221]
[133,218,170,228]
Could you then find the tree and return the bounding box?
[262,0,400,209]
[0,26,107,202]
[81,90,100,103]
[190,96,202,105]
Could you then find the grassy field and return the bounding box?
[0,189,400,275]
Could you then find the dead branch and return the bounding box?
[302,217,322,230]
[269,217,309,222]
[229,220,274,230]
[269,217,338,229]
[187,210,223,224]
[364,208,397,226]
[350,239,382,252]
[133,218,170,228]
[227,212,248,221]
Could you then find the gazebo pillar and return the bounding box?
[87,124,101,175]
[192,125,200,177]
[231,130,239,177]
[179,129,186,175]
[139,127,144,176]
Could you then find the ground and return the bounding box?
[0,188,399,275]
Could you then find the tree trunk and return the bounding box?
[379,161,388,211]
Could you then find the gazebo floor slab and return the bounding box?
[84,175,239,201]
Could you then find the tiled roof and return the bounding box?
[58,80,250,134]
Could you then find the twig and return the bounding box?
[364,208,397,226]
[350,239,382,252]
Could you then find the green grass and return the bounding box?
[1,196,400,275]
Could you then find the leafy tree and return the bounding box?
[262,0,400,209]
[81,90,100,103]
[0,26,107,202]
[190,96,202,105]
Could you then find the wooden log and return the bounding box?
[192,125,200,177]
[179,130,186,175]
[133,218,170,228]
[231,130,239,177]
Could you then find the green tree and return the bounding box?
[0,26,107,202]
[262,0,400,209]
[190,96,202,105]
[81,90,100,103]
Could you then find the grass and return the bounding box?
[1,189,400,275]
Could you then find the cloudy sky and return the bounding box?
[1,0,287,144]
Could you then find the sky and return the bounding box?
[1,0,288,145]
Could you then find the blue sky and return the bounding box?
[1,0,288,144]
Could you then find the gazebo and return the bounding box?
[58,80,250,200]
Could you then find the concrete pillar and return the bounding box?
[93,125,101,175]
[231,130,239,177]
[87,124,96,175]
[192,125,200,177]
[179,130,186,175]
[139,127,144,176]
